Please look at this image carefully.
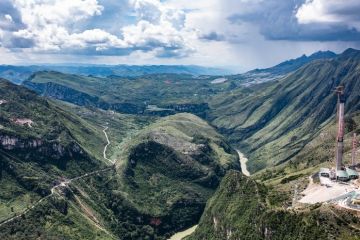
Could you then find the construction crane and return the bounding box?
[352,133,357,167]
[335,86,345,171]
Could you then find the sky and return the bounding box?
[0,0,360,71]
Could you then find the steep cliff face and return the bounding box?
[188,171,360,240]
[0,133,87,161]
[22,71,232,117]
[0,80,240,239]
[209,48,360,172]
[0,79,106,196]
[0,135,43,149]
[112,113,240,237]
[24,80,144,114]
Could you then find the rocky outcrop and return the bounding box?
[188,171,360,240]
[149,131,205,155]
[24,81,145,114]
[0,135,43,150]
[0,134,84,160]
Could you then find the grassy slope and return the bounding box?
[24,71,236,115]
[253,111,360,199]
[0,79,116,238]
[188,171,360,240]
[26,113,239,239]
[107,113,240,237]
[209,48,360,173]
[52,100,157,163]
[189,112,360,240]
[0,79,107,162]
[187,51,360,240]
[1,80,239,239]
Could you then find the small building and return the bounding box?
[345,167,359,180]
[319,168,330,178]
[336,170,349,181]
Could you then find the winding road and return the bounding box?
[0,126,114,228]
[102,126,114,164]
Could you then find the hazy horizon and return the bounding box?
[1,0,360,71]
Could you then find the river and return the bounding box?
[168,225,198,240]
[236,149,250,176]
[168,150,250,239]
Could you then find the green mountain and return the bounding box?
[228,50,336,87]
[23,71,235,117]
[107,113,239,237]
[0,80,238,239]
[188,49,360,240]
[0,65,232,85]
[0,79,115,239]
[249,50,336,75]
[209,48,360,172]
[188,171,360,240]
[2,48,360,239]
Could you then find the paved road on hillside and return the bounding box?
[0,126,115,228]
[102,126,114,164]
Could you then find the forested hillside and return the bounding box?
[209,48,360,172]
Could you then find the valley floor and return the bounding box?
[236,149,250,176]
[168,225,198,240]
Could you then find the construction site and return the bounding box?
[299,86,360,211]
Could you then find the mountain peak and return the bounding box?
[341,48,360,57]
[309,50,336,59]
[247,50,337,76]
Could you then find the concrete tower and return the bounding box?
[335,86,345,171]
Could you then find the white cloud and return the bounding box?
[296,0,360,30]
[132,0,162,23]
[124,0,192,57]
[1,0,359,67]
[13,0,103,26]
[4,14,13,23]
[5,0,105,50]
[0,0,195,58]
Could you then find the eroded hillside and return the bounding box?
[0,81,239,239]
[209,48,360,172]
[188,171,360,240]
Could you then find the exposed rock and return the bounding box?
[12,118,34,127]
[149,131,203,155]
[0,135,45,150]
[0,135,18,149]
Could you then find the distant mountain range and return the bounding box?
[250,50,337,75]
[1,48,360,239]
[0,65,232,84]
[0,79,238,239]
[209,48,360,172]
[0,50,339,85]
[230,50,337,86]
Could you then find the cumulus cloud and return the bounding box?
[123,0,192,57]
[296,0,360,30]
[1,0,359,65]
[1,0,106,50]
[227,0,360,41]
[0,0,24,31]
[0,0,195,58]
